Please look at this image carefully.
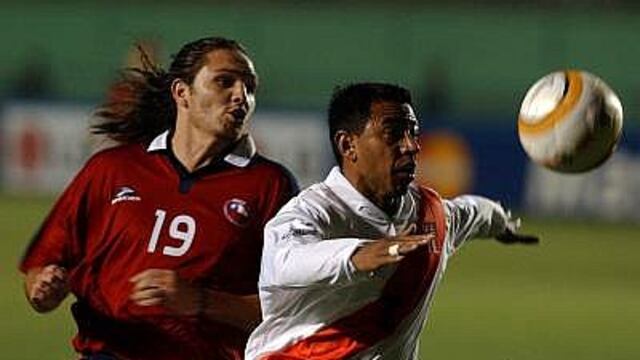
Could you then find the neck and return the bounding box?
[342,166,400,216]
[171,119,237,172]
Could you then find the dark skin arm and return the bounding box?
[350,224,435,273]
[351,222,539,274]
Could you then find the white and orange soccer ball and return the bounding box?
[518,70,623,173]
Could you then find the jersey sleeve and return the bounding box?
[443,195,509,253]
[259,196,370,289]
[19,156,103,273]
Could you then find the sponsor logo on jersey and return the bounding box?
[111,186,142,204]
[223,198,251,227]
[282,219,319,240]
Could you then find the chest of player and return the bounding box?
[92,165,268,281]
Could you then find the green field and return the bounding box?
[1,194,639,359]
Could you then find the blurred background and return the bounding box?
[1,1,639,359]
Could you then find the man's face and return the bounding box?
[183,48,257,141]
[352,100,421,198]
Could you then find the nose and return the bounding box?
[230,80,248,105]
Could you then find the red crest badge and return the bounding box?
[223,198,251,227]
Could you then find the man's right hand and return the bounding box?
[25,265,69,313]
[350,225,435,273]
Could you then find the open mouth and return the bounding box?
[229,108,247,122]
[393,162,417,181]
[395,163,416,174]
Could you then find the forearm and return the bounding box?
[201,290,261,332]
[446,195,508,239]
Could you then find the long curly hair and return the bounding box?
[92,37,248,144]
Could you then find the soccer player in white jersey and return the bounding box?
[245,82,538,360]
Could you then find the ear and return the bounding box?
[335,130,357,163]
[171,79,190,109]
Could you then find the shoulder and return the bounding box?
[84,143,147,169]
[69,143,145,182]
[408,184,453,235]
[272,182,345,225]
[250,154,299,193]
[409,183,444,205]
[250,154,294,178]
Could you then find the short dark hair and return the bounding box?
[93,36,249,144]
[328,82,413,166]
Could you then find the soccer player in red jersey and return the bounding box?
[20,37,297,360]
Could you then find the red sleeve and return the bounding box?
[19,156,102,273]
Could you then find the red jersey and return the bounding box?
[20,131,297,360]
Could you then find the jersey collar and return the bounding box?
[146,130,257,168]
[324,166,413,228]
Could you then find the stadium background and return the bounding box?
[1,1,639,359]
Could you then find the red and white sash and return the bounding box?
[261,187,446,360]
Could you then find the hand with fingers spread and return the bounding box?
[129,269,201,316]
[351,225,435,273]
[25,264,69,313]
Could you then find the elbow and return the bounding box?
[266,256,317,288]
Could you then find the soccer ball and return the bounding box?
[518,70,623,173]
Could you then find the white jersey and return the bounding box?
[246,167,509,360]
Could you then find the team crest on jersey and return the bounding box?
[421,222,436,235]
[111,186,142,204]
[223,198,251,227]
[421,222,441,254]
